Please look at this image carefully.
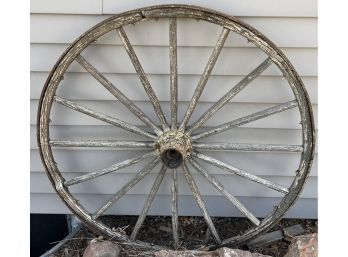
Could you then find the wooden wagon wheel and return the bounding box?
[37,5,315,250]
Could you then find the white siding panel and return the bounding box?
[30,0,317,218]
[30,0,102,14]
[31,193,317,218]
[31,14,318,48]
[30,44,318,76]
[31,171,317,198]
[30,124,318,178]
[31,72,318,104]
[30,100,318,129]
[30,148,318,177]
[103,0,318,17]
[30,125,318,153]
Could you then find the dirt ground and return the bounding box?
[50,216,318,257]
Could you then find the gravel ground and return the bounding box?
[49,216,317,257]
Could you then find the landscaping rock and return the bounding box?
[284,233,317,257]
[83,240,120,257]
[155,250,218,257]
[154,248,271,257]
[154,250,216,257]
[217,248,272,257]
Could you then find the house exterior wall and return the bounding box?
[30,0,318,218]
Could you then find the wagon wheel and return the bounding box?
[37,5,315,250]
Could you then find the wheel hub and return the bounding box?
[157,130,192,168]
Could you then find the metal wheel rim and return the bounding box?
[37,4,315,250]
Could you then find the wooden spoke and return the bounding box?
[130,165,167,241]
[187,58,273,134]
[64,151,158,186]
[50,140,155,149]
[117,27,169,131]
[171,168,179,249]
[193,142,303,152]
[169,18,178,130]
[76,55,162,135]
[192,151,289,194]
[182,162,221,244]
[188,159,260,226]
[93,157,160,219]
[191,100,298,141]
[179,28,230,131]
[54,96,157,140]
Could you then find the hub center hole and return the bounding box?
[161,148,183,169]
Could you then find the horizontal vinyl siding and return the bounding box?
[102,0,318,17]
[30,171,317,198]
[30,0,318,17]
[31,0,102,14]
[30,72,318,104]
[30,125,318,153]
[31,14,318,48]
[30,1,318,218]
[31,44,318,76]
[30,148,318,177]
[31,193,318,219]
[30,99,318,128]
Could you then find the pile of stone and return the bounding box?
[82,233,318,257]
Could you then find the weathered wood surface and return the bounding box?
[247,224,305,250]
